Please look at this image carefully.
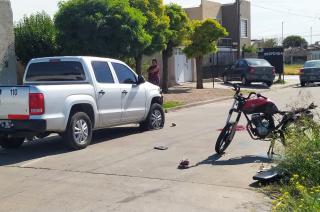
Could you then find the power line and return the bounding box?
[251,3,320,20]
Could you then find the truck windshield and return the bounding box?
[26,61,86,82]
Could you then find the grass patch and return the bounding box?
[284,64,303,75]
[268,119,320,211]
[163,101,184,109]
[274,79,286,85]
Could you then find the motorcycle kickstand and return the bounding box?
[267,140,276,156]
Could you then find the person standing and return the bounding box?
[147,59,160,86]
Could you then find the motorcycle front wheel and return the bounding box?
[215,122,237,154]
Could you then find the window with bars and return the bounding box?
[241,19,248,38]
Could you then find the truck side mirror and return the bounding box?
[137,75,145,85]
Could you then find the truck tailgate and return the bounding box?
[0,87,30,119]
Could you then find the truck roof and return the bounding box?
[29,56,125,64]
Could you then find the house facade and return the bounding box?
[308,42,320,60]
[185,0,251,51]
[184,0,252,78]
[144,0,252,85]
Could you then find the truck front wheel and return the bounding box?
[0,137,25,149]
[63,112,92,150]
[140,103,165,130]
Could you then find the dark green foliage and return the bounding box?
[283,35,308,49]
[162,3,190,93]
[130,0,169,74]
[184,19,228,89]
[14,12,57,65]
[55,0,151,59]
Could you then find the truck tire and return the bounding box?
[0,137,25,149]
[140,103,165,130]
[266,82,273,87]
[63,112,92,150]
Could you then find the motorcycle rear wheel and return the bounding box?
[215,122,237,154]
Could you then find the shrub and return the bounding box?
[272,119,320,211]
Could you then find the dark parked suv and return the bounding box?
[223,59,276,87]
[300,60,320,87]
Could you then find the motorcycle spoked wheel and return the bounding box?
[215,122,237,154]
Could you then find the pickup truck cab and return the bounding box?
[0,56,164,150]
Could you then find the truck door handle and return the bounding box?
[99,90,106,95]
[122,90,128,95]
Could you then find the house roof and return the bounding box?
[284,47,311,57]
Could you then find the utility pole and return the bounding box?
[281,21,284,45]
[281,21,284,81]
[237,0,241,59]
[311,27,313,45]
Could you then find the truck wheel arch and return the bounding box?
[68,104,95,128]
[151,96,163,106]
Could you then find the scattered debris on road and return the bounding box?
[154,146,168,150]
[253,167,282,182]
[178,159,190,169]
[171,123,177,127]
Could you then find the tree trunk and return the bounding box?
[196,56,204,89]
[135,54,143,75]
[162,50,169,93]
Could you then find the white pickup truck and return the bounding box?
[0,56,164,150]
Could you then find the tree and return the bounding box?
[55,0,151,60]
[130,0,169,74]
[184,19,228,89]
[283,35,308,49]
[161,3,190,93]
[242,44,257,53]
[262,38,278,48]
[14,12,57,65]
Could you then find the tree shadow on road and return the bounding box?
[190,154,272,168]
[0,126,141,166]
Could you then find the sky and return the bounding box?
[10,0,320,44]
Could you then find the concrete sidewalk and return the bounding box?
[175,75,299,91]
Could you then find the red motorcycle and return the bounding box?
[215,84,316,155]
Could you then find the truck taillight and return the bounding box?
[29,93,45,115]
[249,67,255,73]
[300,69,304,74]
[272,68,276,75]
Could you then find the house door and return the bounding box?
[174,49,192,83]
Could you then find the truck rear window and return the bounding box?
[26,61,86,81]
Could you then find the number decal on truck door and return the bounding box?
[10,89,18,96]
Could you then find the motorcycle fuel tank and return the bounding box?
[242,98,278,115]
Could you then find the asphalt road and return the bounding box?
[0,84,319,212]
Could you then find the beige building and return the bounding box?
[145,0,252,85]
[0,0,17,85]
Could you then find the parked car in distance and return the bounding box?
[223,58,276,87]
[0,56,165,150]
[300,60,320,87]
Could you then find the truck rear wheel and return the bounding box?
[140,103,165,130]
[63,112,92,150]
[0,137,25,149]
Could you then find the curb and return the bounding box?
[165,83,298,113]
[166,96,232,113]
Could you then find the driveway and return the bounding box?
[0,84,319,212]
